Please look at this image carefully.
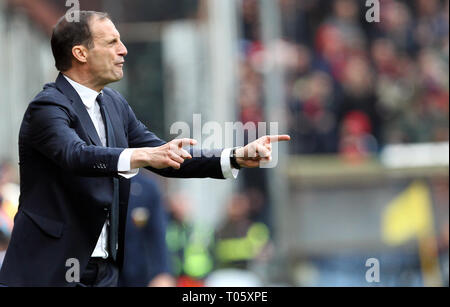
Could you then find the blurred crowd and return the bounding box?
[120,172,274,287]
[237,0,449,159]
[0,161,19,268]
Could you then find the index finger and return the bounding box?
[172,138,198,147]
[265,135,291,143]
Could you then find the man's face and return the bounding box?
[85,17,127,86]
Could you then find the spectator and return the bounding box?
[165,193,215,287]
[214,193,271,270]
[119,171,175,287]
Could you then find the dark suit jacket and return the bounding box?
[0,73,224,286]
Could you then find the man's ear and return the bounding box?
[72,45,89,64]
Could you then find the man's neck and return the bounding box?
[62,70,105,92]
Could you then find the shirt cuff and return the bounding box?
[220,148,239,179]
[118,149,140,179]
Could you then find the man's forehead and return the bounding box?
[90,17,120,39]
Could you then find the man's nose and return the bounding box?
[118,40,128,57]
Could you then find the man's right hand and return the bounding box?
[130,138,197,170]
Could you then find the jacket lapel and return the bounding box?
[55,73,103,146]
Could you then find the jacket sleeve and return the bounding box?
[119,94,225,179]
[28,100,124,177]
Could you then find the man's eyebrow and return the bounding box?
[105,34,121,43]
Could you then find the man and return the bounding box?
[0,11,289,286]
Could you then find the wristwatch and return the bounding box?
[230,147,242,170]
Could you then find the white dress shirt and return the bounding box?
[63,75,239,259]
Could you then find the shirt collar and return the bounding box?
[63,75,102,110]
